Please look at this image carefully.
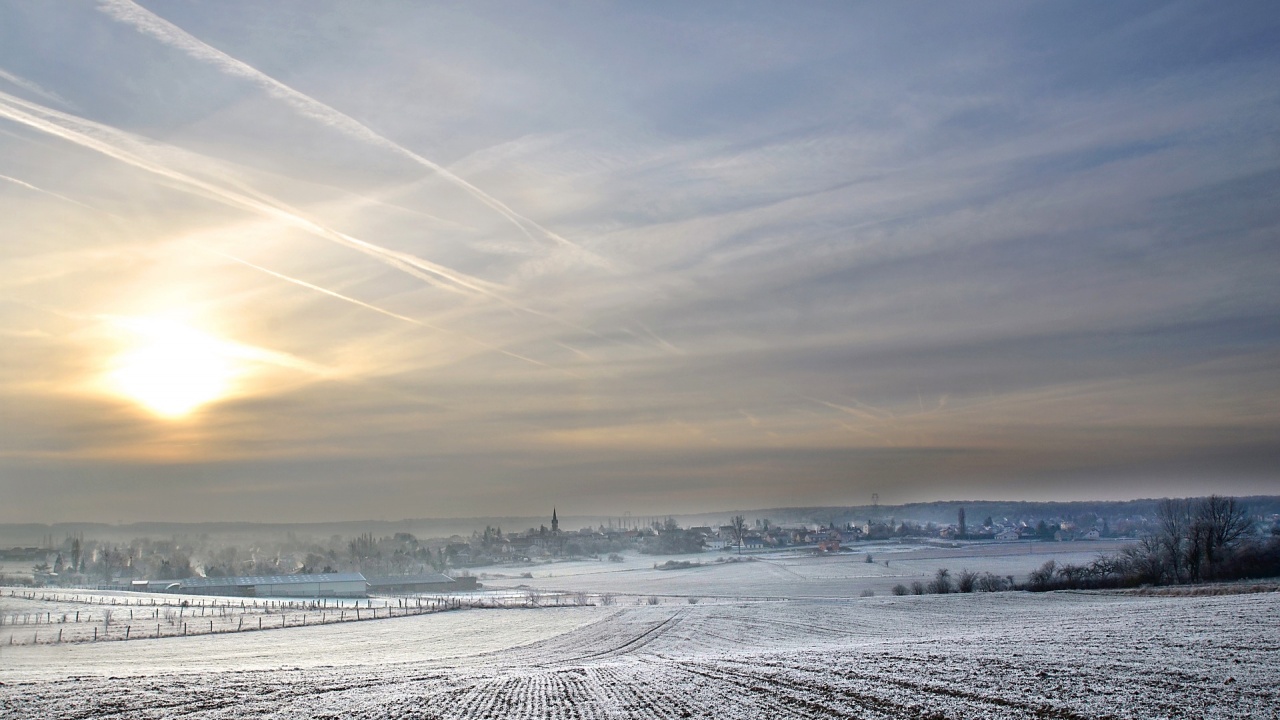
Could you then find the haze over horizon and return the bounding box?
[2,1,1278,524]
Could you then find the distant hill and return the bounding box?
[2,496,1277,546]
[674,496,1280,528]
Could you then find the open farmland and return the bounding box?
[2,587,1276,719]
[480,541,1132,600]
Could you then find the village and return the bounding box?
[6,503,1277,598]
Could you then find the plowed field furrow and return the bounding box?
[738,657,1099,720]
[3,591,1276,719]
[671,659,895,720]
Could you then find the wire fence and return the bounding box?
[0,588,571,646]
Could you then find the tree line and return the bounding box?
[888,496,1278,596]
[1023,496,1277,591]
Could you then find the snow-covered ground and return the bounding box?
[0,588,567,646]
[2,588,1276,718]
[480,541,1131,599]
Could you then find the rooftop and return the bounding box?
[177,573,367,587]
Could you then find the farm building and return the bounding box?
[366,573,478,594]
[171,573,368,598]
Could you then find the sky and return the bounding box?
[1,1,1278,523]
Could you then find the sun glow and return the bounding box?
[106,317,240,418]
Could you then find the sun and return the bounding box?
[106,317,240,418]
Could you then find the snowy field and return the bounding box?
[2,588,1276,718]
[479,541,1132,599]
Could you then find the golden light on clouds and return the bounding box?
[104,317,241,418]
[1,1,1277,522]
[90,309,336,425]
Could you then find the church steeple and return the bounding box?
[551,507,559,533]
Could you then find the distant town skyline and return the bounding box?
[2,1,1278,523]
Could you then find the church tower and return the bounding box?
[551,507,559,534]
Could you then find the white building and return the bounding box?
[175,573,368,598]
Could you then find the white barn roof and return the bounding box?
[179,572,367,588]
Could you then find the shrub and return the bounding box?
[956,569,978,593]
[977,572,1005,592]
[859,589,875,597]
[646,595,660,605]
[930,568,952,594]
[911,581,926,595]
[1027,560,1057,591]
[892,584,909,596]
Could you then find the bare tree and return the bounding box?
[930,568,952,594]
[1120,534,1165,585]
[730,515,748,555]
[1156,498,1193,583]
[1153,496,1252,583]
[1197,495,1251,579]
[976,572,1005,592]
[1056,563,1089,588]
[1027,560,1057,591]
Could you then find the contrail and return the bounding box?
[0,89,610,340]
[0,90,525,304]
[98,0,609,268]
[636,321,684,355]
[0,172,114,216]
[804,396,888,424]
[212,251,558,371]
[214,251,427,327]
[0,68,72,108]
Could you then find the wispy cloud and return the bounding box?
[0,172,114,216]
[212,250,559,372]
[96,0,611,270]
[0,1,1277,521]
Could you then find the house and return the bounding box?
[994,527,1022,542]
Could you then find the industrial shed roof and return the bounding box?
[178,573,367,588]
